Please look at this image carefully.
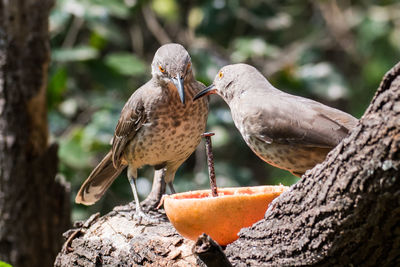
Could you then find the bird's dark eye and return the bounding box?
[159,66,166,73]
[218,71,223,79]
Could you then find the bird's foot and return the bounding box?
[140,197,162,212]
[133,209,161,225]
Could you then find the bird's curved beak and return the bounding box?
[193,84,217,101]
[172,75,185,104]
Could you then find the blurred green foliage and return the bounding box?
[48,0,400,221]
[0,261,12,267]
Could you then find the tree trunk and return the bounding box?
[0,1,70,266]
[55,63,400,266]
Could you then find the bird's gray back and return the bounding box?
[232,89,357,149]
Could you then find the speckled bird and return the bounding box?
[194,63,357,177]
[76,44,208,219]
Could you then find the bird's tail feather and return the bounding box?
[75,151,126,205]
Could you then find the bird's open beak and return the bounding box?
[193,84,217,101]
[172,75,185,104]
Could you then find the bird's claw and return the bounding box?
[133,210,160,225]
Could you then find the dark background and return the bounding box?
[48,0,399,221]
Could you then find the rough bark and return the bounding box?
[0,1,70,266]
[55,209,198,266]
[55,63,400,266]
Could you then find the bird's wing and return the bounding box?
[241,93,358,148]
[111,85,148,168]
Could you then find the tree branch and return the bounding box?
[193,234,232,267]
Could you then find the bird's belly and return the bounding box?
[246,137,330,174]
[126,112,206,168]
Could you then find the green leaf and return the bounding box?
[55,0,129,19]
[58,128,92,169]
[48,67,67,109]
[81,109,116,147]
[92,0,131,19]
[49,7,71,33]
[52,46,99,62]
[0,261,13,267]
[104,53,147,76]
[89,32,107,50]
[151,0,179,21]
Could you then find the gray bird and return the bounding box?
[194,63,357,177]
[76,43,208,219]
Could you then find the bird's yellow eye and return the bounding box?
[159,66,165,73]
[218,71,223,79]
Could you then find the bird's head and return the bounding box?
[151,43,193,104]
[193,63,258,103]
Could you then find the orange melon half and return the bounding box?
[164,185,288,246]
